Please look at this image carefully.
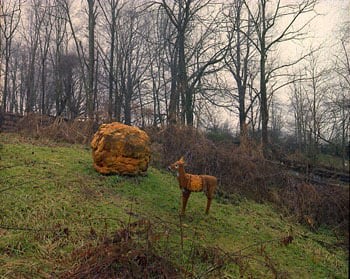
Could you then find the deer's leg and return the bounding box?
[205,198,212,214]
[203,180,213,214]
[181,189,191,215]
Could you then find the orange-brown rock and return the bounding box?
[91,122,151,175]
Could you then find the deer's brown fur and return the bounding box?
[168,157,217,215]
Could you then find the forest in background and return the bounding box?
[0,0,349,162]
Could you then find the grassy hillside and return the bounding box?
[0,133,348,278]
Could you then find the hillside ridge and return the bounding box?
[0,133,348,278]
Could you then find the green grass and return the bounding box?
[0,132,348,278]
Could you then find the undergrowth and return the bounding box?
[148,125,349,234]
[0,132,348,278]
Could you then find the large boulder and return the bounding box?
[91,122,151,175]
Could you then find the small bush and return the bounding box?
[276,181,349,233]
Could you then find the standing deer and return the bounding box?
[168,157,217,215]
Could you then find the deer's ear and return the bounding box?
[179,156,185,164]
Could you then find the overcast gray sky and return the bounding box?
[304,0,348,54]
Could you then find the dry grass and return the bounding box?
[16,113,97,144]
[60,220,181,279]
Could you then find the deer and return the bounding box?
[168,157,217,215]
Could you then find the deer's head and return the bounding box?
[167,157,185,172]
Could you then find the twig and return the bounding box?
[0,178,40,193]
[0,225,59,233]
[179,213,184,252]
[231,238,281,255]
[196,263,225,279]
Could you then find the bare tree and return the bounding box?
[158,0,226,126]
[289,50,331,162]
[0,0,22,112]
[304,52,330,161]
[114,3,149,125]
[244,0,317,154]
[23,0,49,113]
[224,0,257,136]
[86,0,97,119]
[289,70,308,152]
[49,0,69,116]
[331,20,350,169]
[98,0,123,121]
[59,0,92,118]
[38,3,54,115]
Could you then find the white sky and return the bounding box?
[223,0,350,130]
[278,0,349,61]
[314,0,349,38]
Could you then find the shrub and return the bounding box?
[147,125,282,200]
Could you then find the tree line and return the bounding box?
[0,0,349,160]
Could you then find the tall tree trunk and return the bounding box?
[260,50,269,151]
[168,47,179,125]
[87,0,95,119]
[108,17,115,121]
[2,43,10,112]
[178,31,189,125]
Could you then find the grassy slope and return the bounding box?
[0,133,347,278]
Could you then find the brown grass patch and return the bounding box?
[59,219,181,279]
[16,113,97,144]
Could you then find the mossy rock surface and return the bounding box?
[91,122,151,175]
